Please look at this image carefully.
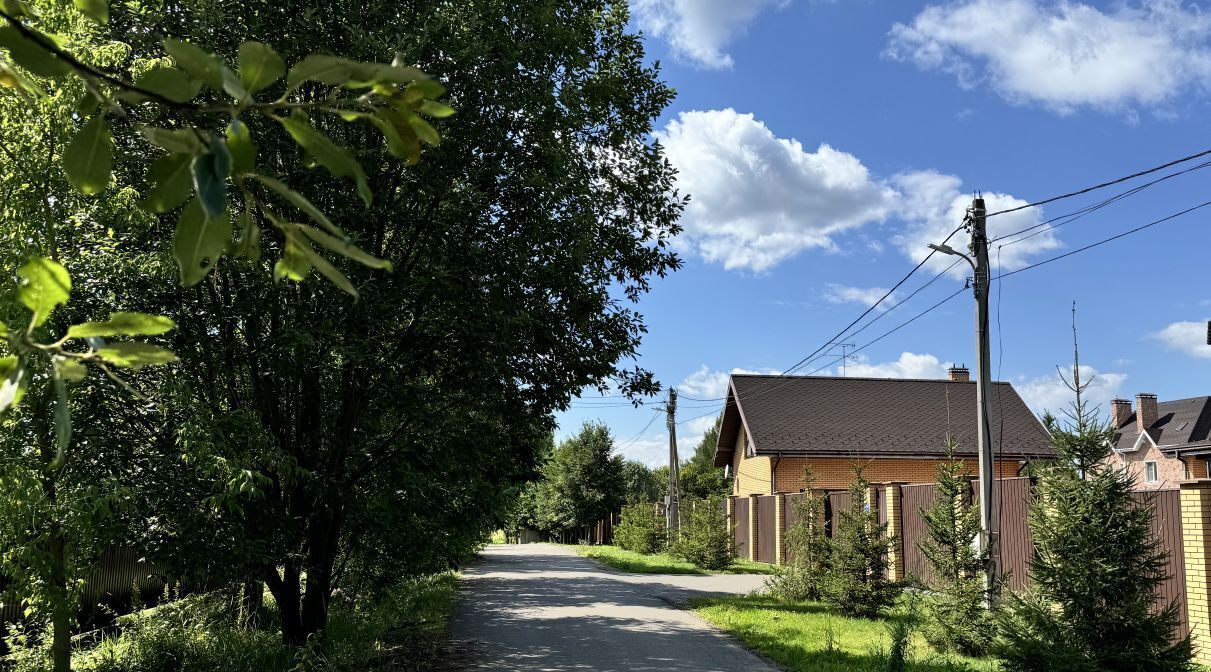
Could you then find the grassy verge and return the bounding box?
[692,594,998,672]
[4,573,460,672]
[575,545,775,575]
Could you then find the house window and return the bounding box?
[1144,461,1159,483]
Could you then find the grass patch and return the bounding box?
[692,594,998,672]
[489,530,507,544]
[575,545,774,575]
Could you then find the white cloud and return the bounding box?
[657,109,898,272]
[1151,320,1211,358]
[633,0,791,68]
[839,352,952,379]
[886,0,1211,115]
[890,170,1063,278]
[678,364,780,399]
[1016,365,1128,415]
[824,284,897,311]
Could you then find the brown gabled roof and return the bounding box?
[1120,396,1211,454]
[713,374,1054,467]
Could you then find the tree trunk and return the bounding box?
[265,562,304,647]
[239,580,264,629]
[49,531,70,672]
[299,506,343,643]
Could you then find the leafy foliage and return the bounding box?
[680,416,730,499]
[613,501,667,555]
[822,468,901,619]
[766,467,830,601]
[671,495,734,571]
[996,399,1193,671]
[917,438,996,657]
[514,423,626,536]
[622,460,664,504]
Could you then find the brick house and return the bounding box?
[1106,393,1211,490]
[712,368,1054,494]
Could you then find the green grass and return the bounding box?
[489,529,507,544]
[575,545,775,575]
[693,594,999,672]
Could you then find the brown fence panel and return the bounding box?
[1134,489,1188,642]
[783,493,804,564]
[900,482,940,585]
[827,490,853,537]
[756,496,778,564]
[733,496,749,559]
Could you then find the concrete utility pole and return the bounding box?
[969,197,998,606]
[666,387,681,533]
[928,196,998,607]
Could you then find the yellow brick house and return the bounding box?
[713,368,1054,494]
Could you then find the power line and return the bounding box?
[986,146,1211,218]
[618,408,664,450]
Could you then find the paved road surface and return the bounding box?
[445,544,778,671]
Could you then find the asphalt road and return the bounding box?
[445,544,778,671]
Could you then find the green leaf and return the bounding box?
[63,113,112,195]
[238,41,284,93]
[17,256,70,327]
[286,55,426,90]
[96,342,178,369]
[363,109,419,162]
[295,225,393,271]
[67,312,175,338]
[275,110,371,206]
[0,320,6,339]
[139,152,194,213]
[140,126,205,154]
[190,137,232,221]
[51,370,70,464]
[251,174,345,238]
[0,355,24,414]
[53,356,87,382]
[407,114,440,146]
[408,79,446,99]
[220,65,247,102]
[273,234,312,282]
[0,26,70,77]
[134,66,200,103]
[277,231,357,297]
[231,208,261,261]
[73,0,107,22]
[417,100,456,118]
[172,199,231,286]
[162,39,223,92]
[226,120,256,175]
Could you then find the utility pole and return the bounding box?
[969,197,998,607]
[666,387,680,534]
[928,196,998,607]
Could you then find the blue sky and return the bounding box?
[557,0,1211,465]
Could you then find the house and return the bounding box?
[1107,393,1211,489]
[712,367,1054,494]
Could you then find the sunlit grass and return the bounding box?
[575,544,774,575]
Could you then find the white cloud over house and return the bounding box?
[838,352,952,379]
[1015,365,1128,416]
[633,0,792,68]
[886,0,1211,115]
[1151,320,1211,358]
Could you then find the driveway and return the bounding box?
[445,543,778,671]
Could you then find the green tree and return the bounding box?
[680,416,729,499]
[996,398,1193,671]
[622,460,663,504]
[535,422,626,534]
[822,467,900,618]
[671,495,733,571]
[765,466,829,601]
[614,501,666,554]
[918,437,995,656]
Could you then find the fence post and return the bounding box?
[884,482,908,582]
[1182,480,1211,665]
[726,496,736,540]
[775,493,787,565]
[748,493,760,562]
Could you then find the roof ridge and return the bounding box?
[730,373,1016,385]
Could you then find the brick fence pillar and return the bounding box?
[884,482,908,582]
[726,496,736,538]
[1182,480,1211,665]
[748,493,760,562]
[775,493,787,565]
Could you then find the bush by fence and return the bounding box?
[614,502,667,555]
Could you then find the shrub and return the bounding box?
[822,467,900,618]
[996,399,1194,671]
[918,437,997,657]
[614,502,667,555]
[672,495,734,571]
[765,467,830,601]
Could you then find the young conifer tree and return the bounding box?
[918,436,996,656]
[766,466,830,601]
[997,397,1193,671]
[822,466,900,618]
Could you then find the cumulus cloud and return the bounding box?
[839,352,952,379]
[678,364,780,399]
[886,0,1211,115]
[824,284,897,311]
[633,0,791,68]
[1016,365,1128,415]
[890,170,1062,278]
[657,109,898,272]
[1151,320,1211,358]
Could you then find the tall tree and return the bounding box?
[622,460,663,504]
[537,422,626,533]
[681,416,729,499]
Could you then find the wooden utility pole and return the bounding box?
[969,197,998,606]
[666,387,680,533]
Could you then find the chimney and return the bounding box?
[1110,399,1132,429]
[1136,393,1158,434]
[947,365,970,382]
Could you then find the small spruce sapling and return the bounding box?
[822,466,901,618]
[765,466,830,600]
